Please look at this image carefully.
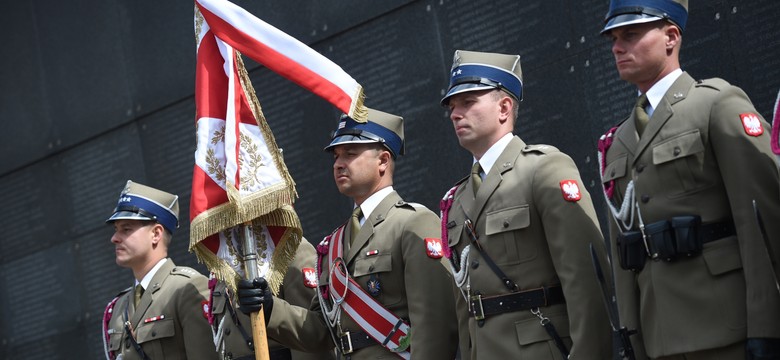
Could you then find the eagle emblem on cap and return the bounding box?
[740,113,763,136]
[560,180,582,202]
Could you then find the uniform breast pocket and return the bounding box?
[602,154,628,183]
[652,130,705,195]
[446,221,464,249]
[485,205,534,265]
[107,329,123,353]
[136,318,176,344]
[353,254,399,305]
[211,290,228,316]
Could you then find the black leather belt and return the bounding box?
[338,330,376,355]
[469,285,565,320]
[700,219,736,243]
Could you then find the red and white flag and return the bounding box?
[191,0,370,292]
[194,0,367,121]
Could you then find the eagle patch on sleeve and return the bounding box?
[740,113,764,136]
[560,180,582,202]
[302,268,318,288]
[425,238,444,259]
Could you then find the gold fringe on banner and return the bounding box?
[189,182,293,246]
[192,205,302,295]
[350,86,369,123]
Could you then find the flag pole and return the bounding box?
[240,223,270,360]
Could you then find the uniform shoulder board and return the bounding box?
[394,199,414,209]
[695,77,730,90]
[171,266,199,278]
[522,144,559,154]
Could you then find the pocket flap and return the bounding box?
[108,331,123,351]
[702,236,742,275]
[515,312,571,345]
[652,130,704,165]
[211,289,227,315]
[486,205,530,236]
[447,222,464,247]
[602,155,627,182]
[353,253,392,277]
[136,318,175,344]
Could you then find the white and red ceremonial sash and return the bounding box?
[194,0,367,122]
[190,3,302,293]
[326,226,411,358]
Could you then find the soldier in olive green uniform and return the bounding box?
[209,240,335,360]
[237,108,460,359]
[439,50,612,359]
[102,180,218,360]
[598,0,780,358]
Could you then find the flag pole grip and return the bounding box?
[241,224,271,360]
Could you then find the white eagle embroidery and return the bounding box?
[303,269,318,287]
[562,181,580,199]
[743,114,762,135]
[427,239,443,258]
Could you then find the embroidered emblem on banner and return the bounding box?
[425,238,444,259]
[560,180,582,202]
[302,267,318,288]
[741,113,764,136]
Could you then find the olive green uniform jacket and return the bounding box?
[266,191,460,359]
[210,240,335,360]
[446,136,612,359]
[601,72,780,358]
[105,259,218,360]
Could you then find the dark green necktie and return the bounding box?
[634,94,650,136]
[350,207,362,245]
[471,162,482,196]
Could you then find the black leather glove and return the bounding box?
[237,277,273,322]
[747,338,780,360]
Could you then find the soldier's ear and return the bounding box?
[497,94,513,124]
[150,223,165,246]
[377,148,391,172]
[664,24,681,50]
